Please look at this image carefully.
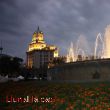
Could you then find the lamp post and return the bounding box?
[0,40,3,54]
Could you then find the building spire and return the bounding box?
[38,26,40,31]
[37,26,40,33]
[36,26,43,34]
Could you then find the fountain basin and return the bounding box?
[48,58,110,81]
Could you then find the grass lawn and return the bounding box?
[0,81,110,110]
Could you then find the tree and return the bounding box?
[0,55,23,76]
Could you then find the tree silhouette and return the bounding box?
[0,55,23,76]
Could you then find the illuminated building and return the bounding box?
[26,27,59,68]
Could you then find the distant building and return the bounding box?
[26,27,59,68]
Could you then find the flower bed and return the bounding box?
[0,81,110,110]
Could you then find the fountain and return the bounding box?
[103,25,110,58]
[66,35,89,62]
[77,49,85,61]
[94,33,104,59]
[66,42,76,62]
[66,25,110,63]
[49,24,110,81]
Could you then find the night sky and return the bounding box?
[1,0,110,61]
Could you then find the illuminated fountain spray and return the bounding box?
[103,25,110,58]
[66,42,76,62]
[77,48,86,60]
[66,35,88,62]
[66,43,86,62]
[75,35,87,61]
[94,33,104,59]
[66,25,110,63]
[94,25,110,59]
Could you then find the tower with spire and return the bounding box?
[32,26,45,44]
[26,26,59,69]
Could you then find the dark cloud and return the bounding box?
[0,0,110,60]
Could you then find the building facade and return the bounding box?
[26,27,59,68]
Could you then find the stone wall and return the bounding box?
[47,59,110,81]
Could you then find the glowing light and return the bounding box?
[103,25,110,58]
[54,50,59,57]
[27,28,58,56]
[66,42,76,62]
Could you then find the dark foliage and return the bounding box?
[0,56,23,76]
